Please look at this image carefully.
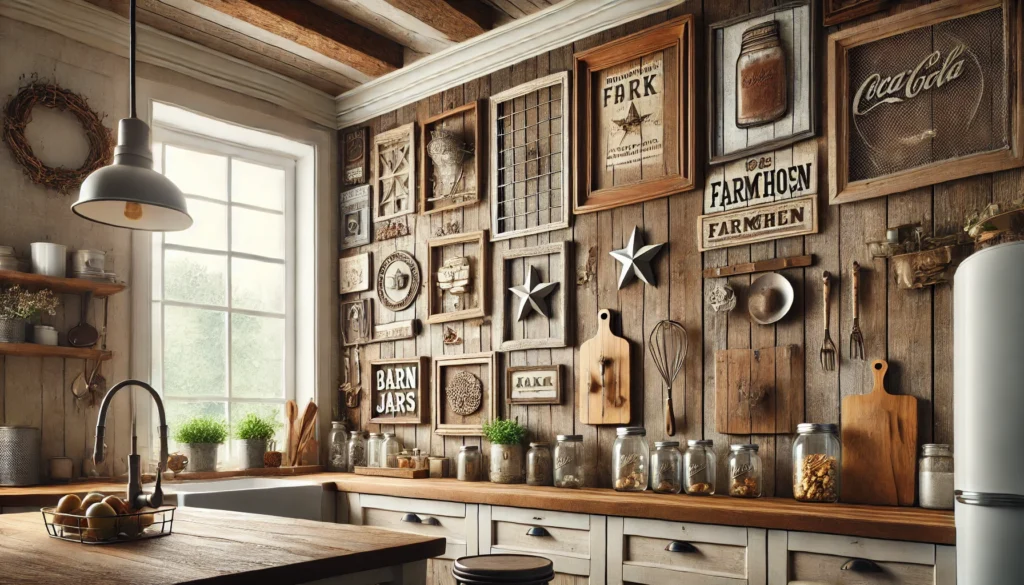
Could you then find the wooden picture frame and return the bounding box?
[372,123,416,220]
[341,298,372,346]
[340,185,371,250]
[573,16,697,214]
[433,352,498,436]
[490,72,571,240]
[709,1,817,165]
[497,242,570,351]
[421,101,484,215]
[822,0,889,26]
[339,252,371,294]
[506,365,561,405]
[427,230,489,324]
[376,250,420,312]
[342,126,369,186]
[827,0,1023,204]
[369,357,429,424]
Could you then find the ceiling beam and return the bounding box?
[192,0,403,78]
[382,0,493,42]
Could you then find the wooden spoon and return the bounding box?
[284,400,298,466]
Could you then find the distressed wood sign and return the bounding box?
[373,320,418,342]
[369,357,428,424]
[507,365,561,405]
[339,252,371,294]
[703,140,818,214]
[698,196,818,252]
[715,345,804,435]
[373,123,416,220]
[342,126,369,186]
[340,185,371,250]
[422,101,483,215]
[823,0,889,26]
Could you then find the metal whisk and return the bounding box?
[649,320,687,436]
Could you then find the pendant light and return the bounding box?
[72,0,192,231]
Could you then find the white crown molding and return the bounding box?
[0,0,337,128]
[335,0,683,128]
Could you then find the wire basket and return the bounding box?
[41,505,175,544]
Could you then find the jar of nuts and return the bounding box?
[651,441,683,494]
[683,440,717,495]
[793,423,841,503]
[554,435,584,489]
[727,444,762,498]
[612,427,649,492]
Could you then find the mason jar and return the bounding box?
[919,444,954,510]
[613,427,649,492]
[346,431,367,471]
[527,442,553,486]
[728,444,762,498]
[457,445,481,481]
[683,440,716,496]
[366,432,383,468]
[793,423,841,503]
[327,422,348,472]
[411,448,428,470]
[553,435,584,488]
[381,433,401,468]
[396,450,412,469]
[650,441,683,494]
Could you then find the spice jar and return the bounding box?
[613,427,649,492]
[919,444,954,510]
[684,440,717,495]
[527,442,553,486]
[396,450,413,469]
[346,431,367,471]
[651,441,683,494]
[793,423,841,503]
[411,448,428,470]
[728,444,762,498]
[381,433,401,468]
[328,422,349,472]
[735,20,788,128]
[457,445,481,481]
[554,435,584,489]
[365,433,383,468]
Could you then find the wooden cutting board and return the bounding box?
[578,309,630,425]
[841,360,918,506]
[714,345,804,435]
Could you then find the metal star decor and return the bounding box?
[610,226,665,289]
[509,266,559,321]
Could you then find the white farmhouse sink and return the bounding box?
[165,477,332,521]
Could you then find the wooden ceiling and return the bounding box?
[83,0,566,96]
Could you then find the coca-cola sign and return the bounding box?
[852,45,968,116]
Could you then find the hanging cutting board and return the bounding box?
[714,345,804,435]
[841,360,918,506]
[578,309,630,425]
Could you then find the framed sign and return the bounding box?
[341,298,372,346]
[497,242,570,351]
[369,357,428,424]
[507,365,561,405]
[427,230,489,324]
[573,15,696,214]
[342,126,369,186]
[704,139,818,213]
[433,352,497,436]
[376,250,420,312]
[698,195,818,251]
[373,123,416,220]
[822,0,888,26]
[339,252,371,294]
[421,101,483,215]
[827,0,1023,204]
[709,1,817,164]
[340,185,371,250]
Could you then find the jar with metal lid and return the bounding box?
[346,431,367,471]
[613,427,649,492]
[327,422,348,472]
[457,445,481,481]
[381,433,401,468]
[684,440,716,495]
[736,20,788,128]
[554,435,584,488]
[651,441,683,494]
[527,442,553,486]
[728,444,762,498]
[366,432,383,468]
[919,444,954,510]
[793,423,841,503]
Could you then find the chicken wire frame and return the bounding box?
[372,122,417,221]
[496,242,571,351]
[489,71,572,241]
[426,230,490,324]
[420,101,484,216]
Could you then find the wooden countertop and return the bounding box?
[0,507,445,585]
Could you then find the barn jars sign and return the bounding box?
[369,357,428,424]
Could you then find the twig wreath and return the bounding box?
[2,80,114,195]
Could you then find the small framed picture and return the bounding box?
[506,365,561,405]
[339,252,371,294]
[340,298,372,346]
[340,185,371,250]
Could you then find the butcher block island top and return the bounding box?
[0,507,445,585]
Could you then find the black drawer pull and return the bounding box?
[665,541,697,553]
[401,513,422,524]
[423,517,441,526]
[526,526,551,537]
[842,558,882,573]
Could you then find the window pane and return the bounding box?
[231,258,285,313]
[230,402,286,445]
[151,233,163,300]
[164,306,227,397]
[153,142,163,173]
[231,314,284,399]
[166,198,228,251]
[231,207,284,259]
[164,250,227,306]
[232,159,285,211]
[164,145,227,200]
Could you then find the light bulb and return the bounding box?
[124,201,143,220]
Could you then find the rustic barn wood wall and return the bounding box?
[342,0,1016,495]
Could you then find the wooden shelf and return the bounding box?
[0,269,126,298]
[0,343,112,361]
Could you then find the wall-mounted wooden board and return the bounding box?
[578,309,631,425]
[703,139,818,214]
[698,196,818,251]
[496,242,570,351]
[715,345,804,435]
[369,357,428,425]
[372,123,417,220]
[433,352,498,436]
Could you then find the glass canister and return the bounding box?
[728,444,762,498]
[527,442,553,486]
[457,445,481,481]
[411,448,428,470]
[793,423,841,503]
[366,432,383,468]
[684,440,716,495]
[735,20,788,128]
[346,431,367,471]
[651,441,683,494]
[328,422,349,472]
[554,435,584,488]
[381,433,401,468]
[919,444,954,510]
[613,427,649,491]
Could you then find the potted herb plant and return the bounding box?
[0,286,59,344]
[234,412,278,470]
[482,417,527,484]
[173,416,228,472]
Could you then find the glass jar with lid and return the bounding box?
[411,448,428,471]
[651,441,683,494]
[396,450,413,469]
[684,440,716,495]
[554,435,584,488]
[457,445,481,481]
[613,427,649,492]
[919,444,954,510]
[728,444,762,498]
[527,442,553,486]
[381,433,401,468]
[366,433,383,468]
[327,422,348,472]
[346,431,367,471]
[793,423,841,503]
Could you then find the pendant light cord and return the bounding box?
[130,0,137,119]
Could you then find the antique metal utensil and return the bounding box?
[649,320,687,436]
[67,291,99,348]
[850,261,865,359]
[820,272,837,371]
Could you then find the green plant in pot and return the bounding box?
[0,286,59,344]
[482,417,527,484]
[234,412,278,470]
[173,416,227,473]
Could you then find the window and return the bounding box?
[150,127,296,454]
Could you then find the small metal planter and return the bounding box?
[489,443,525,484]
[236,439,267,470]
[184,443,220,472]
[0,318,27,343]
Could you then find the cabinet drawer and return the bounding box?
[356,494,477,561]
[480,505,605,579]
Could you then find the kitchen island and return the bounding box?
[0,506,445,585]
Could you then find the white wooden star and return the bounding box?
[610,226,665,288]
[509,266,559,321]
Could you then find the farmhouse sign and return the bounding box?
[698,196,818,251]
[506,365,561,405]
[703,140,818,213]
[369,357,428,424]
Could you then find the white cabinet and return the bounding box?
[347,493,478,561]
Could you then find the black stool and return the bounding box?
[452,554,554,585]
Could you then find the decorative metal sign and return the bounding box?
[376,250,420,312]
[507,365,561,405]
[698,196,818,252]
[369,357,428,424]
[340,185,371,250]
[704,140,818,214]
